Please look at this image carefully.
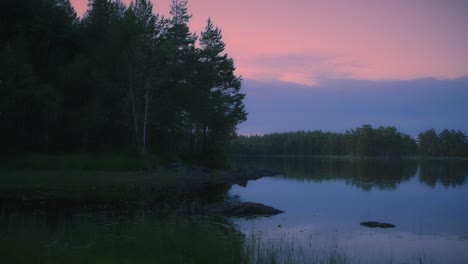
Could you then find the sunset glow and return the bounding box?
[71,0,468,86]
[69,0,468,134]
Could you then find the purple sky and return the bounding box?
[239,77,468,136]
[71,0,468,135]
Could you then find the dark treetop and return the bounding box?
[0,0,246,166]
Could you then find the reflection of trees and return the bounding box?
[419,160,468,188]
[345,159,418,191]
[0,170,244,262]
[232,156,418,191]
[0,206,244,263]
[233,156,468,190]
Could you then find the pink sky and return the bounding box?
[71,0,468,86]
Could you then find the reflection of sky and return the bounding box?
[229,174,468,263]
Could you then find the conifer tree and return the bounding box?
[198,18,246,156]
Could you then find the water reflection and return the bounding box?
[232,156,468,190]
[229,157,468,264]
[0,170,245,263]
[0,202,245,263]
[419,160,468,188]
[1,159,467,263]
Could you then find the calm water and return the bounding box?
[230,157,468,263]
[1,158,467,263]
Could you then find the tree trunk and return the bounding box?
[142,79,151,156]
[202,122,208,154]
[128,61,141,154]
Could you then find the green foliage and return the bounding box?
[229,126,467,158]
[229,130,347,156]
[345,125,416,158]
[0,0,246,165]
[418,128,467,157]
[228,125,418,158]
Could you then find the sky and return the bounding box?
[71,0,468,135]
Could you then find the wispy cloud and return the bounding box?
[237,53,362,86]
[71,0,468,85]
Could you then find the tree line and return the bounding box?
[0,0,246,165]
[228,125,468,158]
[417,128,467,157]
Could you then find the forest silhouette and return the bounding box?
[229,125,468,158]
[0,0,246,166]
[1,0,466,166]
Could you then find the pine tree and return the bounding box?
[155,0,198,155]
[198,18,247,157]
[169,0,191,26]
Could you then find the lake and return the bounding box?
[230,157,468,263]
[1,157,467,263]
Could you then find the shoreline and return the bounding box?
[229,154,468,161]
[0,166,280,216]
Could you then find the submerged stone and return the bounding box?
[360,221,396,228]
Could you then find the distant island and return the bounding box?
[228,125,468,159]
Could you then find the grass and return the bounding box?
[241,231,437,264]
[0,154,227,207]
[242,232,355,264]
[0,168,226,208]
[1,154,149,171]
[0,153,215,191]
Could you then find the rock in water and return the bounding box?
[204,202,284,217]
[360,221,396,228]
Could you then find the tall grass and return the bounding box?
[242,232,354,264]
[241,231,438,264]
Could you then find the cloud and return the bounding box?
[71,1,468,84]
[223,1,468,85]
[237,53,361,86]
[237,77,468,135]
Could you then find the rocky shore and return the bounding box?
[172,165,280,188]
[204,201,284,216]
[1,165,284,217]
[166,165,284,216]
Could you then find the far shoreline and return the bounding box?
[229,154,468,161]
